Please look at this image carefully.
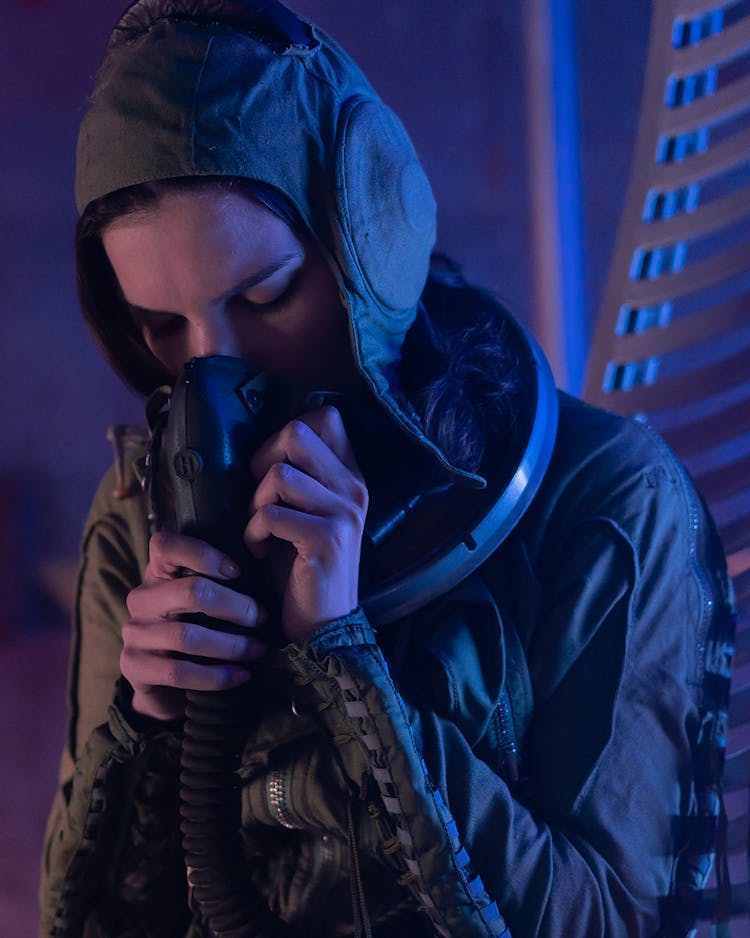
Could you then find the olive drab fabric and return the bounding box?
[74,0,490,489]
[41,390,734,936]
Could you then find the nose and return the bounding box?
[189,306,242,360]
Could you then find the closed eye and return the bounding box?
[146,316,184,340]
[125,256,304,343]
[234,270,301,313]
[131,312,184,342]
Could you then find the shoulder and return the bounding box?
[82,433,151,581]
[503,391,724,669]
[523,391,701,566]
[490,395,718,718]
[552,391,684,495]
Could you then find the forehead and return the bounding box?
[102,188,302,308]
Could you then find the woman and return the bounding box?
[40,2,733,936]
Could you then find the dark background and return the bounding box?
[0,1,650,932]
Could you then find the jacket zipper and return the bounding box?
[266,768,297,829]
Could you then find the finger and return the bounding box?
[245,503,357,562]
[122,618,268,664]
[250,415,367,507]
[127,575,268,628]
[250,417,342,486]
[121,647,251,693]
[297,406,363,477]
[145,530,241,584]
[250,461,342,518]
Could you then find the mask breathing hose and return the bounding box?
[152,357,292,937]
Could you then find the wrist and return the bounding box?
[284,603,363,645]
[114,677,184,734]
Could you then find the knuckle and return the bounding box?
[121,620,137,646]
[340,497,365,531]
[164,660,184,687]
[120,647,144,684]
[186,576,211,608]
[125,590,138,617]
[257,503,277,525]
[125,583,150,617]
[333,518,349,546]
[351,479,369,512]
[119,646,133,674]
[176,621,196,651]
[286,419,309,448]
[271,461,292,487]
[230,633,249,659]
[149,530,172,559]
[320,404,343,432]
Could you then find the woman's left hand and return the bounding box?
[244,405,368,643]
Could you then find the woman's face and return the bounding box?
[102,187,361,391]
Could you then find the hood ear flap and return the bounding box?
[334,96,437,315]
[109,0,316,54]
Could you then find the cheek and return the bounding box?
[305,269,351,353]
[307,310,358,386]
[143,335,187,378]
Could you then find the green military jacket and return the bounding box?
[40,393,731,937]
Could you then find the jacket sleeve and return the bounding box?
[39,464,186,938]
[285,419,726,938]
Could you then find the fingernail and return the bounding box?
[219,558,241,579]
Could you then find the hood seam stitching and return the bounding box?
[190,35,216,170]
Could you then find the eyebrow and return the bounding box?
[125,252,303,320]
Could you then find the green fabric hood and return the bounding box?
[76,0,484,486]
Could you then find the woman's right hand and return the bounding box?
[122,531,270,722]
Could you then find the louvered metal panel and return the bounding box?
[583,2,750,933]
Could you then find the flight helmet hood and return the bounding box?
[75,0,488,484]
